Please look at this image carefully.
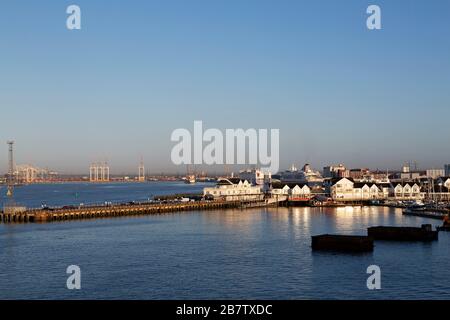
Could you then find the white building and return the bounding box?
[330,178,356,200]
[330,178,391,201]
[426,169,445,179]
[203,178,263,201]
[238,168,271,185]
[290,184,311,198]
[323,164,348,178]
[271,182,311,199]
[392,182,424,200]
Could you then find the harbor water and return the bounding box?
[0,182,449,299]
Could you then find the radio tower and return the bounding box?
[6,141,15,198]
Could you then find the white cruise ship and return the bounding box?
[274,164,324,185]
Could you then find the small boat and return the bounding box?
[368,224,438,241]
[311,234,374,252]
[184,175,196,184]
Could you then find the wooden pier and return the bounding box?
[1,200,266,224]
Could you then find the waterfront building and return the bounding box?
[291,184,311,197]
[348,168,371,181]
[396,162,425,180]
[391,182,424,200]
[271,184,290,196]
[330,178,391,200]
[401,172,421,180]
[352,183,381,200]
[445,164,450,176]
[203,178,263,201]
[426,169,445,179]
[273,164,301,183]
[238,168,271,185]
[402,163,410,173]
[323,164,349,178]
[270,182,311,199]
[370,170,390,183]
[330,178,356,200]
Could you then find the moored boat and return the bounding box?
[184,174,196,184]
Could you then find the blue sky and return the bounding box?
[1,0,450,174]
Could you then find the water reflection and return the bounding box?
[1,203,449,299]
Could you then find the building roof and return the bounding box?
[271,181,309,189]
[217,178,249,185]
[328,177,355,184]
[392,181,421,187]
[353,182,379,188]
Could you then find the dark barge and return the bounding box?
[311,234,374,252]
[367,224,438,241]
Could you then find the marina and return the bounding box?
[1,0,450,305]
[1,187,449,300]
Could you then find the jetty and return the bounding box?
[311,234,374,252]
[367,224,438,241]
[0,199,271,224]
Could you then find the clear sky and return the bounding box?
[1,0,450,174]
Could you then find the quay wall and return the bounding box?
[0,200,270,224]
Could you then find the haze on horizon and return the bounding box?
[1,0,449,175]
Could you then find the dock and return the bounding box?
[0,199,270,224]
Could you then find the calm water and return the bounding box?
[0,182,449,300]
